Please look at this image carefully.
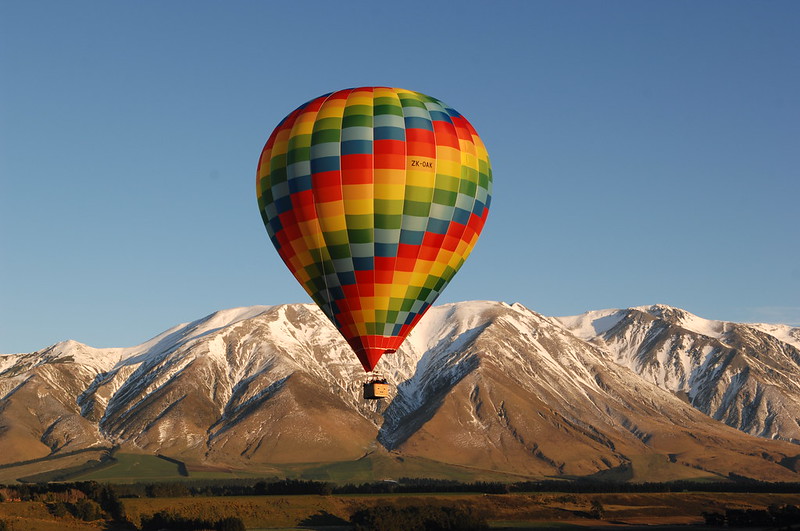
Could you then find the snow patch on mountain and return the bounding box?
[557,304,800,444]
[751,323,800,350]
[555,309,627,341]
[3,299,800,464]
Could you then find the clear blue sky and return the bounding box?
[1,1,798,353]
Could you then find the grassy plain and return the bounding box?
[0,449,110,484]
[587,454,724,483]
[6,451,537,484]
[72,453,186,483]
[119,491,800,529]
[166,453,535,484]
[269,453,534,484]
[0,451,726,486]
[0,491,799,530]
[1,452,799,529]
[0,500,103,530]
[0,453,190,485]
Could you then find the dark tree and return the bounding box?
[589,499,605,519]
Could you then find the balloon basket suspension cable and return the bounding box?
[363,371,390,400]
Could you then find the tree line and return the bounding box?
[4,478,800,502]
[703,504,800,527]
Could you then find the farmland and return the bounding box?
[119,491,800,528]
[0,456,798,529]
[0,480,799,530]
[0,451,539,485]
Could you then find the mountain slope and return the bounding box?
[557,305,800,444]
[0,301,798,482]
[382,303,800,480]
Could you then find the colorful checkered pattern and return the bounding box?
[257,87,492,372]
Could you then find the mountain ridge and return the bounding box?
[556,304,800,444]
[1,301,798,482]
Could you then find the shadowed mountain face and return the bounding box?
[1,301,798,481]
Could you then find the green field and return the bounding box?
[81,452,539,484]
[71,453,187,483]
[0,449,733,486]
[271,452,535,484]
[0,449,110,484]
[586,454,724,483]
[1,450,727,486]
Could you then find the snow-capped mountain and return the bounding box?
[1,301,799,481]
[556,305,800,443]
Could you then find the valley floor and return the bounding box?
[1,491,799,530]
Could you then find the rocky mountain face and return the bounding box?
[556,305,800,444]
[1,301,799,481]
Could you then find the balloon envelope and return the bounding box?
[257,87,492,372]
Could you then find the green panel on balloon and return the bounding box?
[256,87,492,372]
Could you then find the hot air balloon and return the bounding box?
[256,87,492,398]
